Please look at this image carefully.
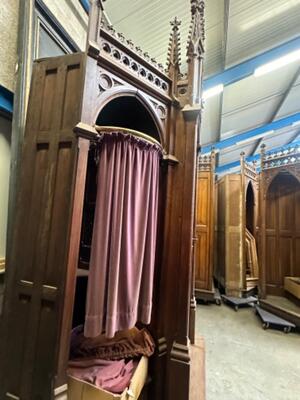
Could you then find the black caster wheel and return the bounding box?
[262,322,269,330]
[216,299,221,306]
[284,327,291,334]
[234,305,238,312]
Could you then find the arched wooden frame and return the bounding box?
[245,181,255,235]
[241,156,259,292]
[91,87,166,147]
[259,158,300,298]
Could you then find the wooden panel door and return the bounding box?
[195,170,214,292]
[215,178,226,287]
[0,54,85,400]
[265,173,300,295]
[225,175,243,296]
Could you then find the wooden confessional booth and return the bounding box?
[194,151,219,303]
[259,145,300,328]
[0,1,206,400]
[215,153,259,297]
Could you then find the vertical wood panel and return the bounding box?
[39,69,58,131]
[265,173,300,296]
[195,168,214,292]
[61,64,81,130]
[0,53,84,400]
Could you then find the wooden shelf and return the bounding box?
[76,268,89,277]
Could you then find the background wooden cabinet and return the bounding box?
[194,153,215,297]
[215,156,259,297]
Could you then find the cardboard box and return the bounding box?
[284,276,300,300]
[68,356,148,400]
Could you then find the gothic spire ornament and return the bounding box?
[167,17,182,97]
[167,17,182,72]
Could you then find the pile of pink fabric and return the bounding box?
[68,326,154,394]
[68,358,138,394]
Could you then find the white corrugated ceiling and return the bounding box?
[103,0,300,170]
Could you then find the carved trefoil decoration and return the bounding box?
[260,144,300,170]
[198,150,215,172]
[240,152,258,181]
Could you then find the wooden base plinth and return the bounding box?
[260,297,300,329]
[168,341,191,400]
[150,336,167,400]
[54,384,68,400]
[195,287,221,305]
[195,288,215,301]
[190,297,197,344]
[190,337,205,400]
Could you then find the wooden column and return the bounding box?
[167,105,201,400]
[259,145,267,298]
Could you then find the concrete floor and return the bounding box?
[196,303,300,400]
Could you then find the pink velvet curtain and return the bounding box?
[84,131,161,338]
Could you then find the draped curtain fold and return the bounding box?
[84,131,161,338]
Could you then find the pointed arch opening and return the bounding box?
[246,182,255,236]
[96,96,161,143]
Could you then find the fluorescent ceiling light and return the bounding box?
[254,49,300,77]
[236,130,274,146]
[241,0,300,31]
[202,84,224,100]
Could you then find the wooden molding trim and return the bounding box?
[54,384,68,400]
[74,122,100,141]
[0,258,5,273]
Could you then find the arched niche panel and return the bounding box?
[91,87,166,148]
[96,95,161,142]
[246,181,255,236]
[265,171,300,296]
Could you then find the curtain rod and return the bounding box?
[94,125,162,148]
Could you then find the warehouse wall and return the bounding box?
[0,1,19,91]
[42,0,88,51]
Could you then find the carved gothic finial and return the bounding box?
[260,143,266,169]
[167,17,181,73]
[260,143,266,153]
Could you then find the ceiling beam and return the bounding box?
[203,36,300,90]
[289,129,300,143]
[215,139,300,174]
[214,0,230,168]
[201,111,300,153]
[251,65,300,155]
[0,85,13,116]
[221,0,230,70]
